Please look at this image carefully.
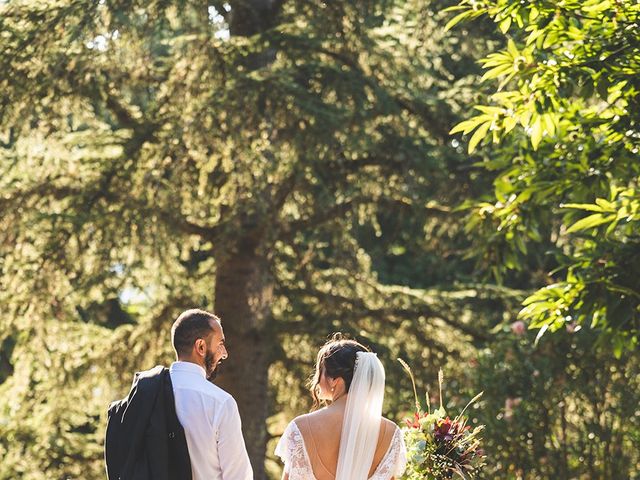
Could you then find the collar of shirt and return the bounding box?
[170,361,207,379]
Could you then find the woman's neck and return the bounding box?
[327,394,348,411]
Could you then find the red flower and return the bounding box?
[433,417,468,443]
[406,412,421,429]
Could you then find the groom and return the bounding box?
[170,308,253,480]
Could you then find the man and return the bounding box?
[169,308,253,480]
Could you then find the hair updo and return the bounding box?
[309,333,370,409]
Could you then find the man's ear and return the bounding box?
[194,338,206,357]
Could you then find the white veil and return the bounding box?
[335,351,386,480]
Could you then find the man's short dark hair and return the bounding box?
[171,309,220,356]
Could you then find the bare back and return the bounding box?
[294,408,397,480]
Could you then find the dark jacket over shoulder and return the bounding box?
[105,365,192,480]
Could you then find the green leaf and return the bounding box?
[499,16,512,33]
[542,114,556,137]
[449,115,489,135]
[498,71,517,90]
[530,117,543,150]
[562,203,606,212]
[520,110,532,128]
[595,198,615,211]
[583,0,612,13]
[542,31,558,49]
[442,5,469,13]
[482,52,513,68]
[515,235,528,254]
[526,28,545,46]
[475,106,505,115]
[503,115,518,134]
[605,218,620,235]
[529,6,540,21]
[468,121,491,153]
[566,213,616,233]
[433,406,447,418]
[444,10,475,32]
[613,335,624,359]
[481,65,513,81]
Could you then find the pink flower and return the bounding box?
[511,320,526,336]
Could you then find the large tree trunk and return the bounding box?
[215,3,280,478]
[214,234,273,480]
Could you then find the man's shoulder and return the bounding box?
[173,373,235,406]
[200,380,235,404]
[136,365,166,379]
[127,365,167,398]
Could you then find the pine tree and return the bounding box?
[0,1,499,477]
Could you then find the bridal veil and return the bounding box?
[335,351,385,480]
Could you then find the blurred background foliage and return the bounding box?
[0,0,638,479]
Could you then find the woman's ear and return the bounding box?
[332,376,345,392]
[329,377,339,390]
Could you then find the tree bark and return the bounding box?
[228,0,279,37]
[215,3,280,478]
[214,233,273,480]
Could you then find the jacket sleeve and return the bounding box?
[105,399,127,480]
[116,368,162,478]
[217,397,253,480]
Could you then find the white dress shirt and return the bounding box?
[170,361,253,480]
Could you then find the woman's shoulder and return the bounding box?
[290,412,399,438]
[291,412,312,426]
[381,416,400,434]
[277,417,307,451]
[291,410,327,432]
[283,415,303,433]
[288,412,319,433]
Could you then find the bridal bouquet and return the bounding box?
[399,360,486,480]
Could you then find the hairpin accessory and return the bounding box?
[354,351,377,371]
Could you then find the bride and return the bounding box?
[275,336,407,480]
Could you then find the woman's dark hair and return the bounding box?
[309,333,370,409]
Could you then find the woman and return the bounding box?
[275,336,407,480]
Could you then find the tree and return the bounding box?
[0,1,501,477]
[448,0,640,354]
[471,325,640,479]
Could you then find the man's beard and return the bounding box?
[205,349,223,382]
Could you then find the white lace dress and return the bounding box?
[275,421,407,480]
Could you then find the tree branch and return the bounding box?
[277,197,364,240]
[312,47,452,142]
[279,285,492,342]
